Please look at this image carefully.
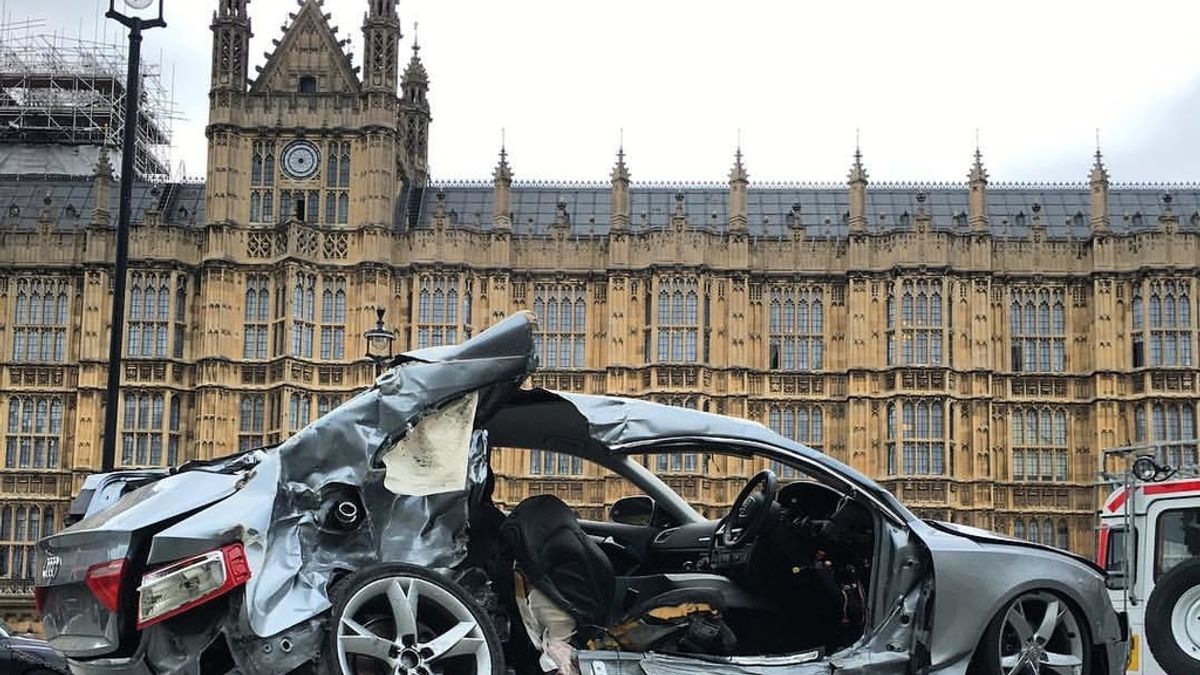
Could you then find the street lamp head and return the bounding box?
[107,0,166,28]
[364,307,396,363]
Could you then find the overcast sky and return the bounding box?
[4,0,1199,184]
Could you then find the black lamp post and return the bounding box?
[364,308,396,375]
[100,0,166,473]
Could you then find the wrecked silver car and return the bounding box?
[36,312,1126,675]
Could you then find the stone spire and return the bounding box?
[210,0,251,93]
[399,23,430,186]
[363,0,401,93]
[492,141,512,230]
[728,145,748,232]
[847,141,868,234]
[967,145,989,232]
[91,146,114,227]
[610,141,631,231]
[1089,139,1111,234]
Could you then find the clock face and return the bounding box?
[281,140,320,180]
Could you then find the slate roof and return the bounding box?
[2,173,1198,239]
[0,175,205,230]
[423,181,1200,238]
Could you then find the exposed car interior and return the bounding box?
[467,446,878,673]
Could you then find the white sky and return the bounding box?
[4,0,1200,184]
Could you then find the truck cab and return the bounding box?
[1099,450,1200,674]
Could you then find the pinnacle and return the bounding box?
[847,147,868,185]
[493,144,513,183]
[729,147,748,184]
[969,147,988,183]
[612,144,630,183]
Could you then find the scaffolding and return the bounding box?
[0,16,176,179]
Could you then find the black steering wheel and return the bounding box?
[718,469,779,549]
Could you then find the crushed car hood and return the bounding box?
[926,520,1104,574]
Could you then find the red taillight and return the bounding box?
[33,586,47,614]
[85,559,126,613]
[136,543,251,629]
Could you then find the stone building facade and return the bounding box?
[1,0,1199,624]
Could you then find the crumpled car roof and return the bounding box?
[485,388,915,523]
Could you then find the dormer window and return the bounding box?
[298,75,316,94]
[1072,212,1085,228]
[1014,211,1027,228]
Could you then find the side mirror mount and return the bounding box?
[610,495,657,527]
[1105,570,1127,591]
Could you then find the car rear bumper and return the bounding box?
[67,655,154,675]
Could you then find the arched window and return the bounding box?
[1014,518,1025,540]
[1056,520,1069,550]
[298,75,317,93]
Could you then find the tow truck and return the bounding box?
[1099,442,1200,674]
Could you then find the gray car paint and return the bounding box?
[36,311,1125,675]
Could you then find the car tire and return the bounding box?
[969,590,1093,674]
[321,563,504,675]
[1145,558,1200,674]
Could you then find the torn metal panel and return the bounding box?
[638,652,829,675]
[382,392,478,496]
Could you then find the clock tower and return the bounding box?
[195,0,427,455]
[205,0,423,230]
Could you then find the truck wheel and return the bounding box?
[322,563,504,675]
[1146,558,1200,674]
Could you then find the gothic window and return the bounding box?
[325,141,351,225]
[250,140,276,224]
[886,279,943,366]
[298,75,316,93]
[120,391,173,467]
[1132,279,1193,368]
[288,391,311,433]
[886,399,945,476]
[317,395,344,418]
[11,278,68,363]
[0,504,54,580]
[168,396,182,465]
[1056,520,1070,550]
[656,278,699,363]
[528,450,583,476]
[1010,287,1067,373]
[320,277,346,360]
[239,394,266,451]
[768,404,823,478]
[3,396,63,469]
[243,274,270,359]
[1013,518,1025,540]
[532,282,587,369]
[127,272,171,358]
[1134,401,1198,467]
[173,276,187,358]
[1011,407,1068,482]
[768,285,825,371]
[417,276,460,349]
[292,273,316,358]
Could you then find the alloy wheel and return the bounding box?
[996,591,1084,675]
[335,575,492,675]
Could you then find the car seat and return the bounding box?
[499,495,736,669]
